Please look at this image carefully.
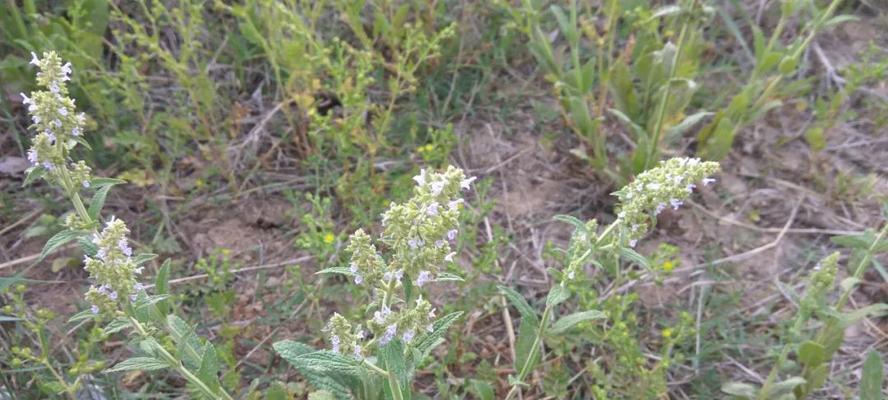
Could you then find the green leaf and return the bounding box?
[721,381,758,398]
[273,341,357,399]
[196,343,221,393]
[90,177,127,187]
[105,357,170,373]
[649,4,682,20]
[468,380,495,400]
[132,253,158,266]
[548,310,606,335]
[379,341,409,400]
[22,166,46,187]
[545,285,570,307]
[839,304,888,326]
[434,272,464,282]
[315,267,354,276]
[40,229,83,261]
[823,14,858,28]
[796,340,826,367]
[264,382,290,400]
[771,376,806,395]
[307,391,336,400]
[103,317,133,335]
[860,350,884,400]
[413,311,463,365]
[155,259,172,315]
[498,286,539,325]
[665,111,713,139]
[0,315,21,322]
[513,318,541,382]
[88,183,114,220]
[619,247,651,269]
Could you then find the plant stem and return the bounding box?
[129,317,234,400]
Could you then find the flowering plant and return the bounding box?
[273,166,474,400]
[21,51,234,400]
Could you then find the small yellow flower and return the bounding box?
[323,233,335,244]
[220,248,232,257]
[661,328,673,339]
[661,260,674,273]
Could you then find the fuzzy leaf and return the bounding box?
[548,310,606,334]
[796,340,826,367]
[513,318,541,382]
[40,229,83,261]
[545,285,570,307]
[379,341,409,399]
[155,259,172,315]
[620,247,651,269]
[434,272,464,282]
[106,357,170,373]
[315,267,354,276]
[498,286,539,325]
[273,341,356,399]
[860,350,884,400]
[721,381,758,398]
[413,311,463,365]
[88,183,114,220]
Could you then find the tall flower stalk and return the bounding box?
[22,52,233,400]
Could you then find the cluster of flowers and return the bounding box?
[613,157,720,246]
[328,166,474,359]
[83,218,145,314]
[21,52,90,188]
[22,52,146,316]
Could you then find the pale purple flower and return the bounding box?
[414,270,432,287]
[354,274,363,285]
[71,127,82,136]
[353,345,363,361]
[379,324,397,345]
[408,239,418,249]
[669,198,683,210]
[393,269,403,282]
[134,282,144,291]
[96,285,108,294]
[435,240,445,248]
[134,267,144,274]
[32,115,41,124]
[702,177,716,186]
[629,239,638,247]
[412,169,427,186]
[29,52,39,66]
[460,176,476,191]
[447,229,458,241]
[647,183,661,191]
[46,132,56,144]
[401,329,415,343]
[331,335,341,353]
[96,248,107,260]
[50,83,60,94]
[568,270,576,280]
[53,119,62,128]
[82,180,90,188]
[444,252,455,262]
[75,113,86,124]
[60,62,72,79]
[130,294,138,302]
[42,161,54,170]
[20,93,31,105]
[356,330,365,339]
[655,203,666,216]
[430,181,445,196]
[108,291,118,300]
[58,107,68,116]
[90,305,99,314]
[118,238,132,257]
[349,262,358,274]
[426,202,439,216]
[27,149,38,165]
[686,183,696,193]
[448,199,462,211]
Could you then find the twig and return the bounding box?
[143,256,312,289]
